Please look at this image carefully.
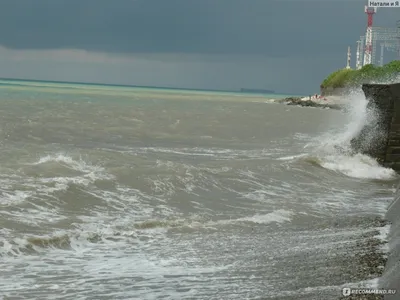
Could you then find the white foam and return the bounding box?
[276,153,308,161]
[0,153,117,227]
[376,224,391,253]
[235,209,294,224]
[101,146,275,160]
[321,153,397,180]
[0,189,32,206]
[31,153,107,175]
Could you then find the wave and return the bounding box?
[27,152,111,176]
[0,209,294,258]
[306,154,397,180]
[280,90,398,181]
[234,209,294,224]
[100,145,278,161]
[0,153,118,230]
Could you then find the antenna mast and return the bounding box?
[356,40,362,69]
[346,46,351,69]
[360,36,365,68]
[397,20,400,59]
[380,43,385,66]
[363,5,377,66]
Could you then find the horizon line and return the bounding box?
[0,77,297,95]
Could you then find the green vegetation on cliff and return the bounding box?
[321,60,400,89]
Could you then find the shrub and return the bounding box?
[321,60,400,89]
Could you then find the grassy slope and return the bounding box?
[321,60,400,89]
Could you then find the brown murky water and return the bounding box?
[0,80,396,299]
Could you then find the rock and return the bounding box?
[275,97,302,103]
[277,97,343,110]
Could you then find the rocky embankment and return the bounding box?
[276,97,344,110]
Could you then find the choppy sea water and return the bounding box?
[0,80,397,300]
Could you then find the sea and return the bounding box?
[0,79,397,300]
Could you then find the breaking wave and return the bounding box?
[284,90,398,181]
[0,208,294,259]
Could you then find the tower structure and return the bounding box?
[363,6,377,66]
[371,27,400,64]
[380,43,385,66]
[397,20,400,59]
[346,46,351,69]
[356,40,362,70]
[360,36,365,68]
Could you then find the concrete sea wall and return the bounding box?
[351,83,400,299]
[350,83,400,172]
[380,186,400,299]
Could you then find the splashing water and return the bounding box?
[303,89,397,180]
[306,90,370,152]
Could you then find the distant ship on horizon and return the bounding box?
[240,88,275,94]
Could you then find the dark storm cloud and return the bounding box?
[1,0,396,58]
[1,0,399,94]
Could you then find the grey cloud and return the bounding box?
[0,0,399,95]
[1,0,396,58]
[0,46,334,94]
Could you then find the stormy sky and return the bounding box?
[0,0,398,94]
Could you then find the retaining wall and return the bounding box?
[380,186,400,299]
[350,83,400,172]
[351,83,400,299]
